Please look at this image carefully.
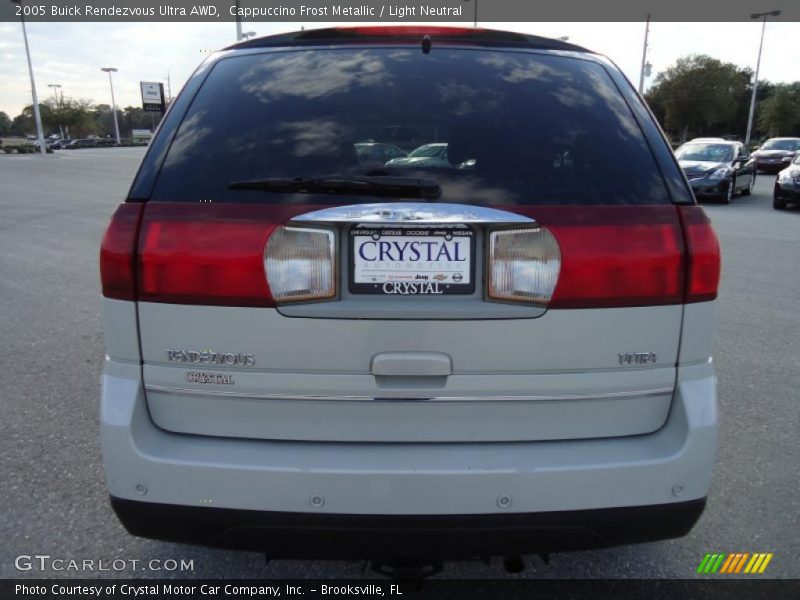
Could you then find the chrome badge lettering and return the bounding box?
[167,349,256,366]
[618,352,657,365]
[382,281,444,295]
[185,372,235,385]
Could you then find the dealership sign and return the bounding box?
[140,81,166,112]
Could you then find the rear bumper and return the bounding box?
[101,359,717,555]
[774,183,800,202]
[111,496,706,559]
[689,179,728,197]
[757,160,790,173]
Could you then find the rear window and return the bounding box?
[151,47,669,205]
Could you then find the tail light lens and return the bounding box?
[137,204,278,307]
[525,206,686,309]
[680,206,721,303]
[488,227,561,305]
[265,226,336,303]
[100,203,144,301]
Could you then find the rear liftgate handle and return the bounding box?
[371,352,452,390]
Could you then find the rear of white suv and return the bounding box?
[100,27,720,559]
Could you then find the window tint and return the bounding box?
[762,139,800,151]
[675,143,734,163]
[151,48,669,205]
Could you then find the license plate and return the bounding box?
[350,227,475,295]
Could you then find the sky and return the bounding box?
[2,20,799,120]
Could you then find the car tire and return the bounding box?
[741,174,754,196]
[720,179,733,204]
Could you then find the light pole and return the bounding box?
[47,83,61,104]
[163,71,172,103]
[638,14,651,94]
[100,67,121,144]
[11,0,46,155]
[461,0,477,28]
[48,83,64,139]
[745,10,781,147]
[234,0,243,40]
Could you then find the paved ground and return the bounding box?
[0,148,798,580]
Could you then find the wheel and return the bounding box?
[773,196,787,210]
[719,179,734,204]
[741,173,755,196]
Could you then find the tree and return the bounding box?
[758,84,800,137]
[646,55,752,141]
[0,111,11,136]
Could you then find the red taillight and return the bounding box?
[137,204,281,307]
[679,206,721,303]
[523,206,686,309]
[100,203,144,301]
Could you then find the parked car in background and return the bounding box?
[675,140,755,203]
[354,142,407,165]
[773,154,800,210]
[63,139,98,149]
[689,137,726,142]
[385,142,450,168]
[48,139,69,150]
[752,138,800,173]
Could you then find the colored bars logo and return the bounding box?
[697,553,774,574]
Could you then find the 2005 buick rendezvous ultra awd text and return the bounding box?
[99,27,721,562]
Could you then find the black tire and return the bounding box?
[773,197,787,210]
[741,174,754,196]
[719,179,733,204]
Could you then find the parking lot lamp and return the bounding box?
[48,83,64,138]
[638,14,650,94]
[745,10,781,146]
[100,67,121,145]
[11,0,46,155]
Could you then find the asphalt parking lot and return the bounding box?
[0,148,798,580]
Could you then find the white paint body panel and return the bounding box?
[101,357,717,515]
[101,297,718,513]
[136,302,682,442]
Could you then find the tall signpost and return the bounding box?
[140,81,167,135]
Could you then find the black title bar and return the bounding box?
[1,0,798,22]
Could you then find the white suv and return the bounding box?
[100,26,720,561]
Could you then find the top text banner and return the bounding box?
[1,0,799,22]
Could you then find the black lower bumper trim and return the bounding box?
[110,497,706,559]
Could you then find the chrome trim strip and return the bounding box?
[291,203,535,224]
[145,384,673,404]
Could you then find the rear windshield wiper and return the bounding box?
[229,176,441,200]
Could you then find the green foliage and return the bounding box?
[0,112,11,136]
[8,97,165,139]
[757,84,800,137]
[645,55,752,141]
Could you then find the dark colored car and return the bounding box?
[64,139,98,149]
[99,26,720,566]
[774,154,800,210]
[675,141,756,203]
[753,138,800,173]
